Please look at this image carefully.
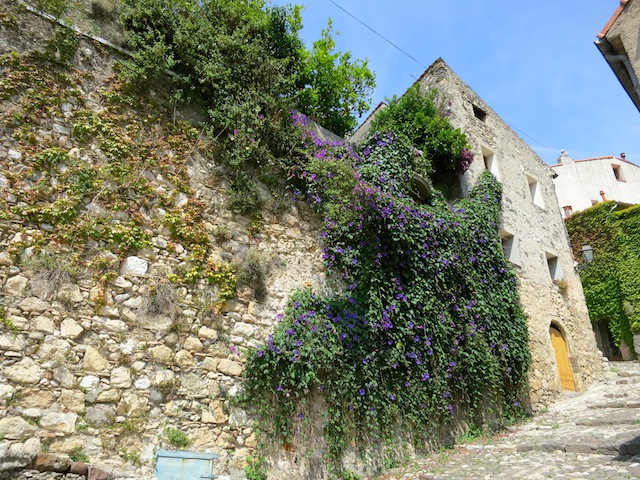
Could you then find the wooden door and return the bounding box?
[550,326,576,391]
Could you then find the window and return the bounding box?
[612,164,625,181]
[562,205,573,218]
[527,175,545,208]
[481,146,500,180]
[500,230,521,265]
[472,104,487,122]
[546,251,563,280]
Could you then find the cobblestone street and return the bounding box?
[377,361,640,479]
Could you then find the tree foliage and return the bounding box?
[370,84,472,180]
[294,20,376,136]
[119,0,374,156]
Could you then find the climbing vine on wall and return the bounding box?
[0,47,236,308]
[566,201,640,349]
[242,113,531,467]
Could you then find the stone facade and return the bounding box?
[420,60,604,406]
[353,59,605,408]
[551,152,640,215]
[596,0,640,112]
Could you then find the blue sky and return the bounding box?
[270,0,640,165]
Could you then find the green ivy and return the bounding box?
[566,201,640,349]
[370,85,472,181]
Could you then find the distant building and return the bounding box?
[352,58,604,407]
[551,152,640,217]
[596,0,640,112]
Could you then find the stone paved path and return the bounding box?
[375,361,640,479]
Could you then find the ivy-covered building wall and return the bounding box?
[566,201,640,360]
[353,59,604,406]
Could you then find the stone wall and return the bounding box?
[0,3,327,478]
[415,59,604,407]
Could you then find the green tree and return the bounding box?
[294,19,376,136]
[371,84,470,180]
[119,1,374,139]
[118,0,375,211]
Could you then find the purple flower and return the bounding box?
[359,389,365,396]
[390,394,395,401]
[257,350,263,357]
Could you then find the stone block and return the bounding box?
[116,392,149,417]
[5,357,43,384]
[60,390,85,413]
[33,315,55,334]
[4,274,28,296]
[84,345,108,372]
[60,318,83,339]
[85,405,116,426]
[217,359,243,377]
[184,336,204,352]
[110,366,132,388]
[201,401,227,424]
[0,333,26,352]
[80,375,100,389]
[198,326,218,341]
[0,442,36,472]
[20,390,55,409]
[0,251,13,266]
[53,366,76,389]
[175,349,194,367]
[40,412,77,434]
[0,417,36,440]
[18,297,50,313]
[120,256,148,276]
[37,337,71,359]
[31,453,70,473]
[149,345,174,363]
[201,357,219,372]
[139,314,172,331]
[57,284,84,303]
[96,389,122,404]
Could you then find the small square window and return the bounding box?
[612,164,625,181]
[527,175,545,208]
[481,146,500,180]
[472,105,487,122]
[546,251,563,280]
[562,205,573,218]
[500,230,521,266]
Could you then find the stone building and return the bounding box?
[551,152,640,216]
[596,0,640,112]
[353,58,604,406]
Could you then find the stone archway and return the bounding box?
[549,326,576,391]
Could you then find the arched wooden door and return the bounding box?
[550,326,576,391]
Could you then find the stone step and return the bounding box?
[512,439,640,456]
[588,401,640,409]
